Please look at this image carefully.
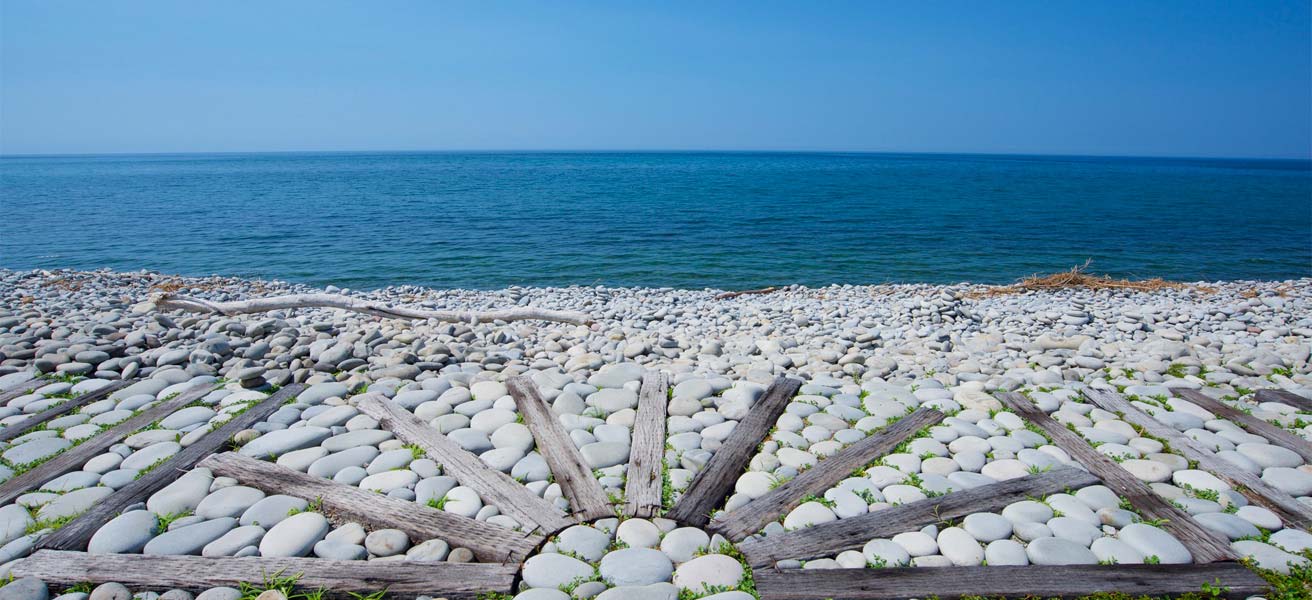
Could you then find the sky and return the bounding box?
[2,1,1310,158]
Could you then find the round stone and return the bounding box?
[364,529,410,557]
[660,527,711,563]
[259,512,330,557]
[937,527,984,566]
[599,548,675,586]
[616,519,661,548]
[1026,537,1098,565]
[674,554,743,595]
[521,553,595,589]
[1118,523,1192,564]
[557,525,612,562]
[962,513,1012,542]
[862,539,910,567]
[88,510,158,554]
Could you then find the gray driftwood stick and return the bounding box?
[667,376,803,527]
[753,563,1267,600]
[13,549,517,600]
[507,375,614,521]
[1173,388,1312,464]
[1255,388,1312,412]
[1085,388,1312,530]
[995,392,1235,563]
[624,371,670,518]
[355,393,572,534]
[710,406,945,541]
[736,467,1100,568]
[0,382,216,506]
[35,384,305,552]
[200,452,541,563]
[0,380,132,443]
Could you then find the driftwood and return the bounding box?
[146,292,593,325]
[0,380,132,444]
[506,376,613,521]
[625,371,671,518]
[714,286,780,300]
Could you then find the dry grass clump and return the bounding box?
[968,261,1205,298]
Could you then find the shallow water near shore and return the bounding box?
[2,151,1309,289]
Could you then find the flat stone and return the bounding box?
[159,407,217,430]
[239,495,308,528]
[88,510,159,554]
[600,548,675,586]
[660,527,711,563]
[557,525,612,562]
[1232,540,1311,574]
[937,527,984,566]
[1236,443,1303,468]
[521,553,595,589]
[146,470,213,515]
[962,513,1012,542]
[37,486,114,521]
[364,528,410,557]
[259,512,330,557]
[580,442,629,468]
[307,446,380,479]
[862,539,910,567]
[617,519,661,548]
[321,429,393,452]
[196,486,266,520]
[1118,523,1192,564]
[143,517,237,555]
[3,438,71,466]
[783,502,836,530]
[673,554,742,594]
[238,427,332,459]
[313,539,367,560]
[202,525,267,557]
[1026,536,1098,565]
[984,539,1029,566]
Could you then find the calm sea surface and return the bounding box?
[1,152,1309,289]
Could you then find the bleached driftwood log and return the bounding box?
[145,293,593,325]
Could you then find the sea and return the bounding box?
[1,152,1309,290]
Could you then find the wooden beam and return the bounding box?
[13,550,516,600]
[35,384,306,553]
[199,452,540,563]
[624,371,670,519]
[355,394,572,534]
[0,383,216,506]
[506,376,613,521]
[1173,388,1312,464]
[666,377,803,527]
[736,467,1100,568]
[753,563,1267,600]
[710,407,945,542]
[1255,388,1312,412]
[0,380,132,443]
[995,392,1235,563]
[1085,388,1312,530]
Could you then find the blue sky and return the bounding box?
[2,1,1309,158]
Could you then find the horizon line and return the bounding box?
[3,147,1311,163]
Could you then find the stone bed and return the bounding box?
[0,268,1308,599]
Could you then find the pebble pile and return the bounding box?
[0,268,1308,600]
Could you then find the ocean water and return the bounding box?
[1,152,1308,289]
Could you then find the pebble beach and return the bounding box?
[0,268,1310,600]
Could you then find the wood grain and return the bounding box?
[753,563,1267,600]
[1085,388,1312,530]
[1255,388,1312,412]
[507,375,613,521]
[36,384,306,553]
[0,382,216,506]
[200,452,541,562]
[1173,388,1312,464]
[995,392,1235,563]
[667,376,803,527]
[0,380,132,443]
[710,406,945,541]
[13,549,517,600]
[624,371,670,518]
[355,393,572,534]
[736,467,1100,568]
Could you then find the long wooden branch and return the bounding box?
[146,292,593,325]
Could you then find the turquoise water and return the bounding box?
[1,152,1308,289]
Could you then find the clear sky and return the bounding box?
[2,1,1310,158]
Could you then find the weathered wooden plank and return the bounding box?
[1085,388,1312,530]
[754,563,1267,600]
[0,380,132,443]
[507,375,613,521]
[355,393,572,534]
[1256,388,1312,412]
[13,550,516,600]
[995,392,1236,563]
[1174,388,1312,464]
[0,382,216,506]
[737,467,1100,568]
[710,407,946,542]
[667,377,803,527]
[624,371,670,518]
[199,452,540,563]
[36,384,306,552]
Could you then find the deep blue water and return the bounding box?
[1,152,1309,289]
